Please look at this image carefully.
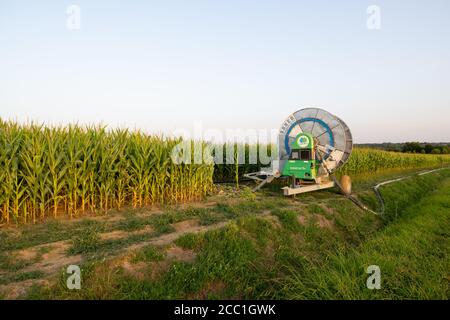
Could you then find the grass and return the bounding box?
[68,228,102,255]
[3,168,449,299]
[271,208,302,232]
[115,214,146,232]
[0,202,246,254]
[0,271,45,286]
[0,253,33,273]
[0,219,106,251]
[175,233,205,250]
[131,245,165,263]
[280,179,450,299]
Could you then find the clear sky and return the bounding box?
[1,0,449,143]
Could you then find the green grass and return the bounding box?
[131,245,165,263]
[115,214,146,232]
[175,233,205,250]
[0,219,106,252]
[68,227,102,255]
[0,253,33,272]
[0,270,45,286]
[271,208,302,232]
[7,168,450,300]
[21,192,376,299]
[280,179,450,299]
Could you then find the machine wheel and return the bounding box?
[339,175,352,195]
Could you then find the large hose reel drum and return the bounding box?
[278,107,353,177]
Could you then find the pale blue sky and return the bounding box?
[1,0,449,142]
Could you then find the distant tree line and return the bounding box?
[401,142,450,154]
[356,142,450,154]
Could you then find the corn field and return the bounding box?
[213,143,275,183]
[339,148,450,175]
[0,120,214,224]
[1,118,449,224]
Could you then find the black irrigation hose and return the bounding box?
[372,186,385,215]
[338,167,447,216]
[332,175,378,215]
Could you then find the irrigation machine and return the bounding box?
[245,107,353,196]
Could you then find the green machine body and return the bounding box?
[281,133,317,180]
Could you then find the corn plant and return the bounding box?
[0,119,214,224]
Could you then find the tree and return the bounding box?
[424,144,434,154]
[431,148,441,154]
[402,142,423,153]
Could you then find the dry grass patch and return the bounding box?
[0,279,49,300]
[297,215,308,225]
[166,245,196,263]
[314,214,334,229]
[172,219,199,232]
[189,280,227,299]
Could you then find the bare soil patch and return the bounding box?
[21,242,82,275]
[297,215,308,225]
[172,219,199,232]
[166,245,196,263]
[314,214,334,229]
[0,279,49,300]
[189,280,226,299]
[121,260,147,280]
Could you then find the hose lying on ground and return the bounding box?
[334,167,446,216]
